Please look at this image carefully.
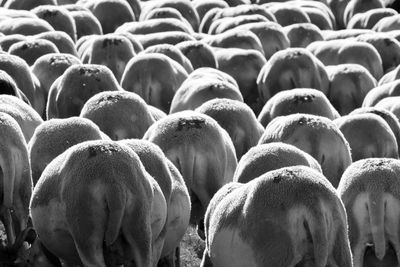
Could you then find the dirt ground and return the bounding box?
[180,225,205,267]
[0,223,205,266]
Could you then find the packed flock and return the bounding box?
[0,0,399,266]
